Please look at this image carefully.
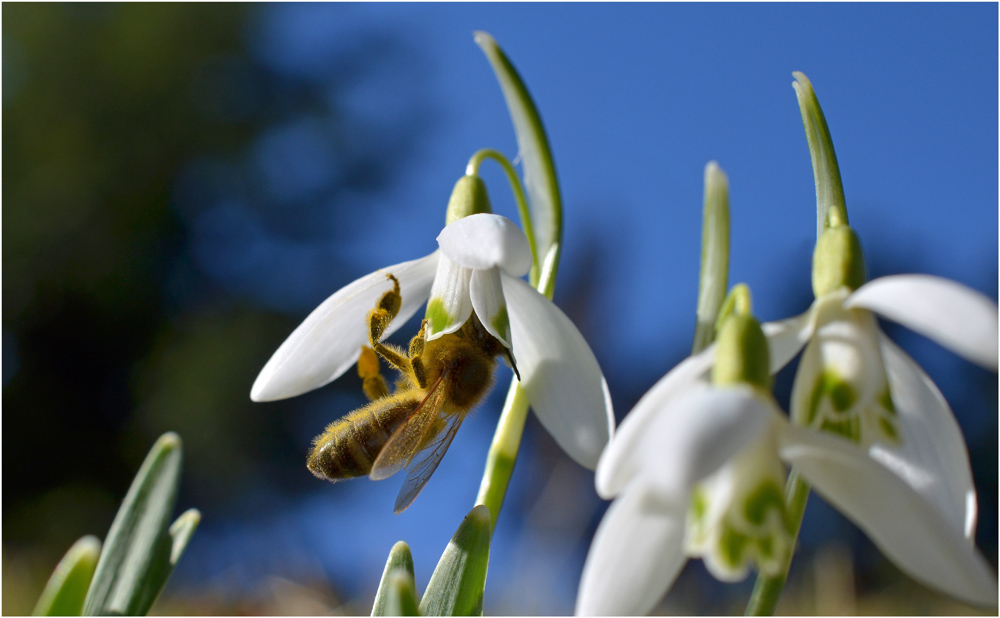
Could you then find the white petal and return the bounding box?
[575,488,687,616]
[777,423,997,607]
[596,346,715,499]
[251,252,439,401]
[875,334,978,539]
[846,274,999,371]
[635,386,774,505]
[502,274,614,469]
[469,267,512,349]
[437,213,532,277]
[762,309,815,373]
[425,254,473,340]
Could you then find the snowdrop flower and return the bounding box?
[770,207,998,559]
[578,298,792,615]
[576,290,997,616]
[251,176,613,469]
[779,207,998,443]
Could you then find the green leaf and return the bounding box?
[32,535,102,616]
[474,31,562,298]
[419,505,491,616]
[692,161,730,354]
[372,541,420,616]
[82,432,187,616]
[168,509,201,566]
[792,71,847,240]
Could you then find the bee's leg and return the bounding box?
[408,319,429,389]
[357,346,389,401]
[367,274,414,375]
[368,274,402,342]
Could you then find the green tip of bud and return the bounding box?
[445,175,492,225]
[713,283,753,337]
[712,312,771,391]
[812,221,867,298]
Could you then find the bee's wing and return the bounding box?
[392,399,465,514]
[369,373,449,482]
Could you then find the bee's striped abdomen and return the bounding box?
[307,394,419,481]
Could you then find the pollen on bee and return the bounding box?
[307,271,515,512]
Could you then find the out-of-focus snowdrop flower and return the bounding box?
[251,175,613,469]
[577,286,997,616]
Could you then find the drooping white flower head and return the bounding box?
[576,297,998,616]
[578,340,793,616]
[251,213,614,469]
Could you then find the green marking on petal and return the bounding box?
[807,370,857,425]
[691,487,708,524]
[878,416,899,442]
[491,305,510,340]
[757,534,775,562]
[743,481,785,527]
[755,534,788,577]
[880,389,896,415]
[828,376,856,412]
[719,522,749,570]
[820,416,861,443]
[425,298,454,334]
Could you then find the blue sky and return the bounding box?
[173,4,997,613]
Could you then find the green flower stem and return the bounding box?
[744,469,812,616]
[475,378,531,532]
[466,148,540,287]
[471,31,564,540]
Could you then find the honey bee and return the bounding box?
[307,274,513,514]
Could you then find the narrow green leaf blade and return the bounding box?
[792,71,847,239]
[419,505,491,616]
[168,508,200,566]
[82,432,184,616]
[32,535,102,616]
[692,161,730,354]
[372,541,419,616]
[474,31,562,297]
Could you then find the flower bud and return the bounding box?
[712,313,771,392]
[812,222,867,298]
[712,283,771,391]
[445,175,492,225]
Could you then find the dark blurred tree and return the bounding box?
[4,3,253,545]
[2,3,431,576]
[3,4,245,528]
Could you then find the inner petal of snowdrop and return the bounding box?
[685,431,793,581]
[425,254,474,339]
[794,293,899,446]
